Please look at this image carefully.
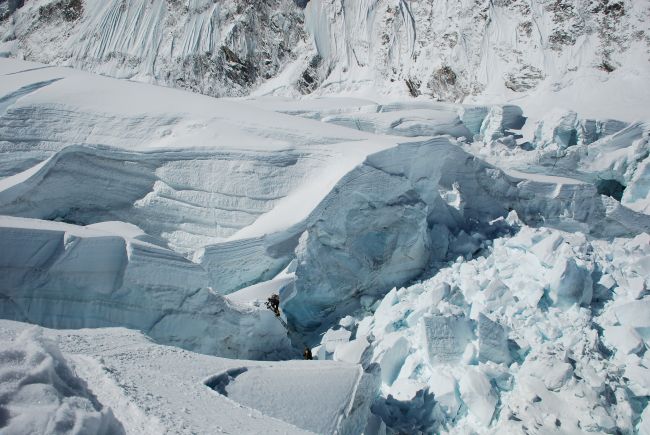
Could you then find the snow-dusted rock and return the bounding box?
[458,368,497,426]
[0,0,307,98]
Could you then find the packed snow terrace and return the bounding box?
[1,35,650,434]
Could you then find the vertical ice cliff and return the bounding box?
[281,137,650,332]
[0,216,291,359]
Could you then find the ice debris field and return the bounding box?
[0,1,649,432]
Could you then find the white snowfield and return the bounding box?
[1,48,650,435]
[0,320,379,435]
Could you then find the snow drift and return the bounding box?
[0,327,124,435]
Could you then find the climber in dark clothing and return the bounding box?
[265,293,281,317]
[303,347,313,360]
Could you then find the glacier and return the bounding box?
[315,223,650,433]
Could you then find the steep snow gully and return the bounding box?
[1,53,650,433]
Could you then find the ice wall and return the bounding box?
[0,216,290,359]
[282,137,650,331]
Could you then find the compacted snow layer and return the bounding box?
[207,363,378,435]
[0,320,378,435]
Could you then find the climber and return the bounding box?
[265,293,281,317]
[303,346,313,360]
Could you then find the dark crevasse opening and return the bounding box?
[596,179,625,201]
[294,0,310,7]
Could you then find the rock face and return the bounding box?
[0,0,307,97]
[1,0,648,99]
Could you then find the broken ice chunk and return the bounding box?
[478,313,512,365]
[532,109,578,149]
[603,326,644,355]
[333,336,370,365]
[428,372,460,418]
[548,257,593,306]
[542,362,574,391]
[613,300,650,328]
[459,368,497,425]
[375,333,410,386]
[321,327,352,353]
[420,314,474,364]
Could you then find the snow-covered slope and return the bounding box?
[0,327,124,435]
[0,320,379,435]
[2,0,649,106]
[0,0,307,97]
